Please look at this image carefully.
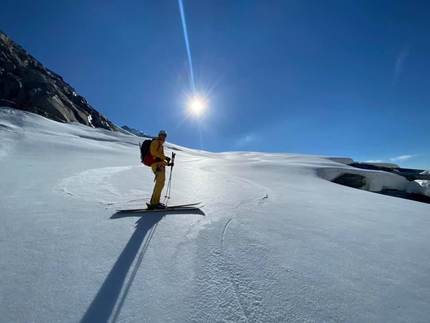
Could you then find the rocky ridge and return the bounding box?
[0,30,117,131]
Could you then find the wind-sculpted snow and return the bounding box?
[318,164,430,200]
[1,107,430,323]
[417,171,430,197]
[318,166,410,192]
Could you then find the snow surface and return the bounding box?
[1,107,430,323]
[415,180,430,197]
[87,114,94,128]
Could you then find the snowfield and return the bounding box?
[1,107,429,323]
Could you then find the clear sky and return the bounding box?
[2,0,429,169]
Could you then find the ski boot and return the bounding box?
[146,203,166,210]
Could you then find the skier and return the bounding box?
[147,130,173,209]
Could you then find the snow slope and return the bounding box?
[1,107,429,323]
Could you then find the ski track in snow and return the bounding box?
[220,219,252,321]
[221,218,233,250]
[56,165,151,206]
[220,217,269,323]
[56,145,275,322]
[198,162,274,207]
[186,161,279,323]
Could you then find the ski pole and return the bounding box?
[164,152,176,205]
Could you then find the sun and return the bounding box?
[191,100,204,114]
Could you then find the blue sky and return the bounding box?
[2,0,429,168]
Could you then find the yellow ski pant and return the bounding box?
[150,163,165,205]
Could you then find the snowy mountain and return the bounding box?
[121,125,151,138]
[1,106,429,323]
[0,30,117,131]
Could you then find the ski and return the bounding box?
[128,205,204,213]
[163,201,201,208]
[116,201,201,213]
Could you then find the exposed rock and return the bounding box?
[1,57,17,72]
[379,189,430,205]
[397,171,430,181]
[0,98,16,107]
[2,72,23,98]
[349,162,430,181]
[349,162,397,173]
[323,163,430,204]
[0,30,118,131]
[326,157,355,165]
[332,173,366,189]
[121,125,151,137]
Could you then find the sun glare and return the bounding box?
[191,100,204,114]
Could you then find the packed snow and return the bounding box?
[1,107,429,323]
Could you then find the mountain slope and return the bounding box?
[0,30,117,131]
[1,107,429,323]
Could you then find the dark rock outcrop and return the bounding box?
[349,162,398,173]
[0,30,117,131]
[332,173,366,189]
[349,162,430,181]
[121,125,150,138]
[379,189,430,205]
[327,162,430,205]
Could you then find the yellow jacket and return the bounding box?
[150,138,167,165]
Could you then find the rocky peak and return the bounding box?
[121,125,150,137]
[0,30,118,131]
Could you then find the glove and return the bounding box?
[168,162,174,167]
[165,156,171,163]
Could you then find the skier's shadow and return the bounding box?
[80,214,162,323]
[80,208,205,323]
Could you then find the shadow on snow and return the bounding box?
[81,208,205,323]
[110,208,206,219]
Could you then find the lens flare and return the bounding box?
[178,0,195,94]
[178,0,206,149]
